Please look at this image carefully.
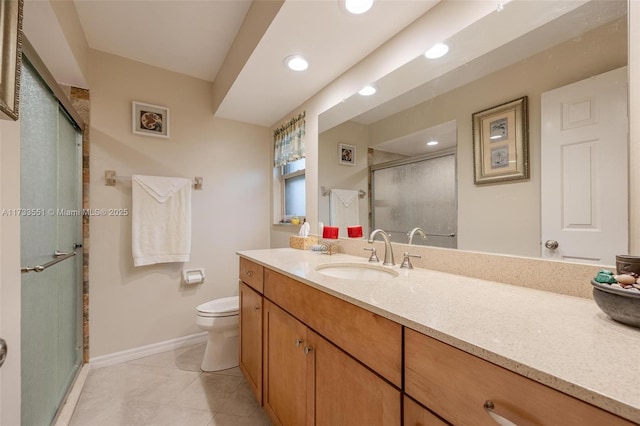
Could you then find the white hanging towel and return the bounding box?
[329,189,359,238]
[132,175,192,267]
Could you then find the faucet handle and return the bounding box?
[400,252,421,269]
[364,247,379,263]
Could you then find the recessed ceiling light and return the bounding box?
[344,0,374,14]
[284,55,309,71]
[424,43,449,59]
[427,140,439,146]
[358,85,376,96]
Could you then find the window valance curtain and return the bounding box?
[274,111,305,167]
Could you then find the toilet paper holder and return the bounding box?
[183,268,205,285]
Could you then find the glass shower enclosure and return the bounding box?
[371,152,458,248]
[20,59,83,425]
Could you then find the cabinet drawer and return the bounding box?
[239,257,264,293]
[405,328,633,426]
[264,268,402,387]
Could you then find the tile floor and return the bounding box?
[69,343,272,426]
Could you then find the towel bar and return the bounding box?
[105,170,203,190]
[320,186,366,198]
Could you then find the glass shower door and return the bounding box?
[371,153,458,249]
[20,61,83,426]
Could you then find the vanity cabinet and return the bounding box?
[263,268,402,387]
[403,396,448,426]
[239,281,263,404]
[263,299,401,426]
[404,328,634,426]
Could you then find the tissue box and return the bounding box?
[290,235,319,250]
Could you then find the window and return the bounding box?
[281,158,305,219]
[273,112,306,223]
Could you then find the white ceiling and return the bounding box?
[53,0,438,127]
[73,0,252,83]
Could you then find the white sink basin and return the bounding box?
[315,263,399,280]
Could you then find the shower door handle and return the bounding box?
[21,250,77,273]
[0,338,7,368]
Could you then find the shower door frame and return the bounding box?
[18,37,87,425]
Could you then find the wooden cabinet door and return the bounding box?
[263,300,312,426]
[404,396,449,426]
[239,282,263,404]
[308,329,401,426]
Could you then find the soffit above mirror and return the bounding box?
[319,0,627,133]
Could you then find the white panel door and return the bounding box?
[541,67,628,265]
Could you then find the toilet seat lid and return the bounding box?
[197,296,239,316]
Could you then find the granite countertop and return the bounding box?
[237,248,640,423]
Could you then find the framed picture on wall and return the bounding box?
[132,101,170,138]
[338,143,356,165]
[472,96,529,185]
[0,0,24,121]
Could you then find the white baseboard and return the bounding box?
[89,332,207,369]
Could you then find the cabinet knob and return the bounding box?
[253,306,260,312]
[245,270,254,277]
[304,346,313,355]
[295,338,303,347]
[483,401,518,426]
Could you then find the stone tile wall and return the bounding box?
[70,87,90,363]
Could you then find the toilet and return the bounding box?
[195,296,239,372]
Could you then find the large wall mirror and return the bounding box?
[318,0,628,266]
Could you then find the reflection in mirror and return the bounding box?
[318,0,628,265]
[370,135,457,248]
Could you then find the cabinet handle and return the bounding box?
[295,338,303,347]
[483,401,519,426]
[253,306,260,312]
[304,346,313,355]
[245,270,253,277]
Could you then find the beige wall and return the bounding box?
[318,121,369,234]
[88,50,271,357]
[0,120,22,425]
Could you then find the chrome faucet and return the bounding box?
[368,229,395,266]
[407,227,427,244]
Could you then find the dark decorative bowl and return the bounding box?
[615,255,640,275]
[591,280,640,328]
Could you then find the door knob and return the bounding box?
[0,338,7,368]
[545,240,559,250]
